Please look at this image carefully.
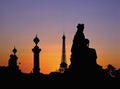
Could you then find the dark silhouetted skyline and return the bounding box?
[0,0,120,74]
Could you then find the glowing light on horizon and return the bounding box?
[0,0,120,74]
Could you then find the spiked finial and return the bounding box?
[33,34,40,45]
[13,46,17,55]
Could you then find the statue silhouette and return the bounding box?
[64,23,113,88]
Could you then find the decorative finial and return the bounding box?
[13,46,17,55]
[33,34,40,45]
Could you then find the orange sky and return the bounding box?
[0,35,120,74]
[0,0,120,74]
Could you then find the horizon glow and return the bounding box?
[0,0,120,74]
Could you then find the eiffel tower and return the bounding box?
[59,33,68,73]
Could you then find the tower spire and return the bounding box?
[8,47,20,72]
[32,35,41,74]
[59,33,67,73]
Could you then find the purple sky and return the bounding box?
[0,0,120,73]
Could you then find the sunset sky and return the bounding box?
[0,0,120,74]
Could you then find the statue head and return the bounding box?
[77,24,84,32]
